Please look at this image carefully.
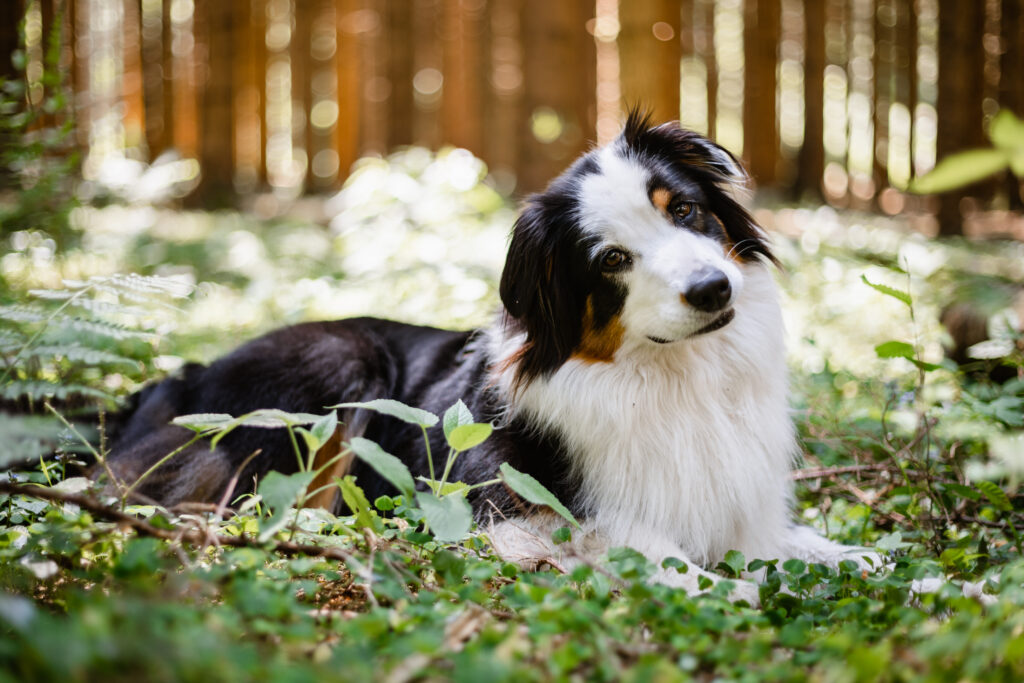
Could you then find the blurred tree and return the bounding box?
[191,1,236,206]
[519,0,595,193]
[1001,0,1024,209]
[796,0,825,200]
[936,0,985,235]
[743,0,780,186]
[619,0,683,125]
[387,0,415,148]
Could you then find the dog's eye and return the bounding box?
[600,249,629,272]
[673,202,695,221]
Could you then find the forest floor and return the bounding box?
[2,151,1023,680]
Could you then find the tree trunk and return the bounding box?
[618,0,683,124]
[796,0,825,199]
[335,0,362,181]
[191,1,235,206]
[742,0,780,186]
[1001,0,1024,209]
[140,0,167,158]
[519,0,595,194]
[936,0,985,236]
[442,0,485,152]
[0,1,22,83]
[122,0,145,151]
[386,0,415,148]
[481,0,521,188]
[873,0,894,201]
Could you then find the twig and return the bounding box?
[215,450,261,519]
[0,481,357,564]
[791,463,893,481]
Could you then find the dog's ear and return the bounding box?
[623,113,775,265]
[499,200,586,385]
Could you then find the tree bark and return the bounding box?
[387,0,415,148]
[1001,0,1024,209]
[742,0,780,186]
[190,1,236,206]
[618,0,683,124]
[936,0,985,235]
[442,0,485,152]
[796,0,825,199]
[519,0,595,194]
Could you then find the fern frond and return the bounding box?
[64,298,160,319]
[0,305,49,324]
[49,316,156,341]
[102,273,193,298]
[14,344,140,368]
[0,413,67,468]
[1,379,116,403]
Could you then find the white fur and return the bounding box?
[487,144,874,601]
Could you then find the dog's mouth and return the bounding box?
[646,308,735,344]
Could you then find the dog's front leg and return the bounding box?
[777,524,883,572]
[489,516,760,604]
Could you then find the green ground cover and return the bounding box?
[2,148,1024,682]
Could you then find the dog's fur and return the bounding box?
[104,112,874,601]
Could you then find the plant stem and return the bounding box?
[119,433,203,510]
[420,425,436,483]
[288,426,304,471]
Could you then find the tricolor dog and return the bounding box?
[105,112,875,602]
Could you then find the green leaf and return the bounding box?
[498,463,580,529]
[331,399,438,427]
[861,275,912,306]
[443,400,474,439]
[942,482,981,501]
[988,109,1024,152]
[416,477,470,497]
[432,549,467,584]
[256,470,315,542]
[782,558,807,575]
[662,557,689,574]
[416,491,473,543]
[723,550,746,577]
[348,437,416,499]
[875,531,908,552]
[172,413,235,433]
[337,475,378,530]
[446,423,493,452]
[874,341,916,360]
[309,411,338,448]
[977,481,1013,512]
[208,409,323,449]
[908,148,1010,194]
[551,527,572,545]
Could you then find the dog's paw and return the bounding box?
[910,577,998,606]
[720,578,761,607]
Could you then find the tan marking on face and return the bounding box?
[650,187,673,216]
[573,297,624,363]
[708,213,742,263]
[304,426,354,510]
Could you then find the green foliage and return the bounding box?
[1,274,189,467]
[1,129,1023,679]
[909,109,1024,193]
[0,3,80,254]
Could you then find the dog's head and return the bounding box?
[499,110,774,386]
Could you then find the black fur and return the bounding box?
[103,318,578,517]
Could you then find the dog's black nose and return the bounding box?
[684,269,732,312]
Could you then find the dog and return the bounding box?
[103,112,875,603]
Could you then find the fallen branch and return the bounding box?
[791,463,893,481]
[0,481,356,564]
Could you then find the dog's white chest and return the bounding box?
[514,299,795,565]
